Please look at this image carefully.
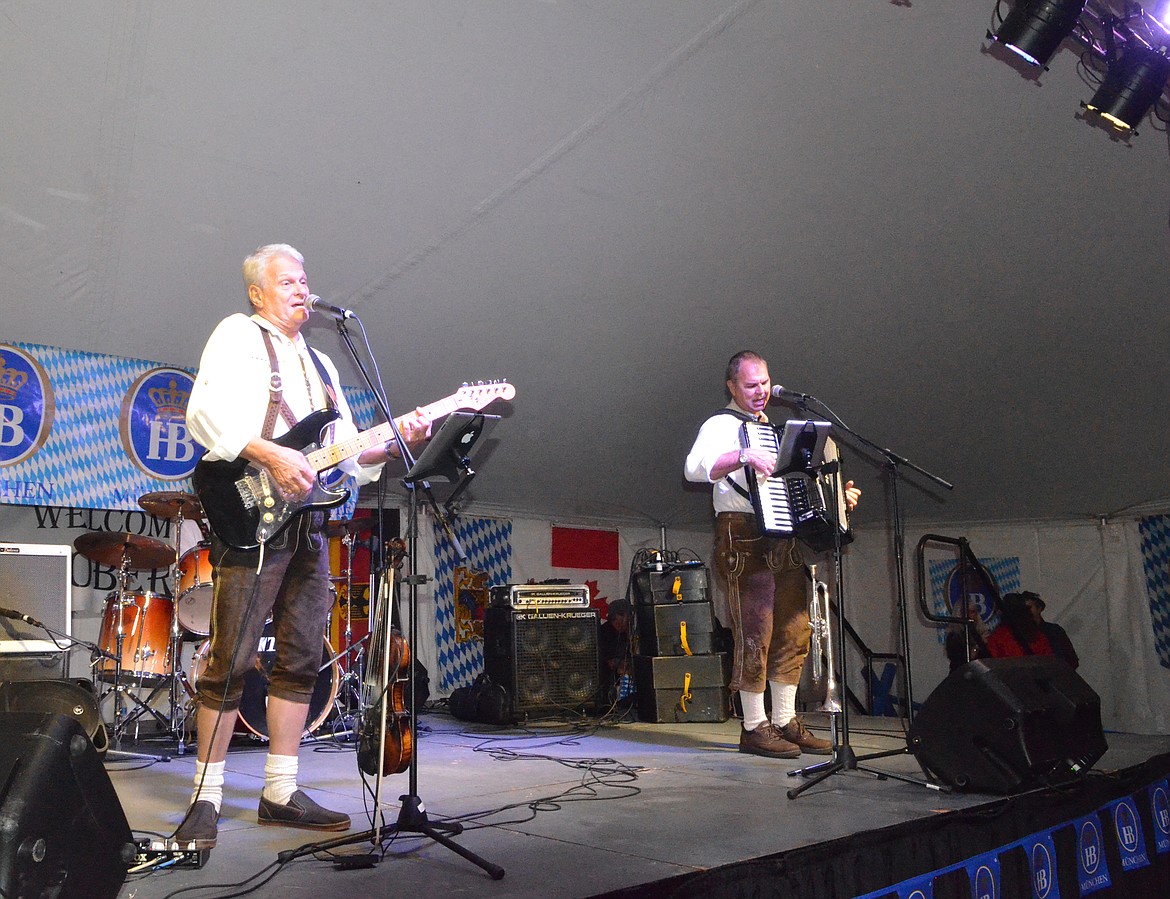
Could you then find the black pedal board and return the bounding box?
[133,838,209,870]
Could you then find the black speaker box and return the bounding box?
[483,607,599,718]
[0,680,108,756]
[0,712,134,898]
[634,601,716,656]
[908,656,1108,794]
[633,653,730,724]
[632,564,709,606]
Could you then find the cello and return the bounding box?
[357,538,412,776]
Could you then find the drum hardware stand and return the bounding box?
[327,530,370,741]
[322,311,504,879]
[782,398,952,798]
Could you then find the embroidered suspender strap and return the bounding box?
[714,408,755,503]
[258,327,299,438]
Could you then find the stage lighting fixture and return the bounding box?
[990,0,1087,67]
[1083,44,1170,131]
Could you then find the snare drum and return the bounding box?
[188,622,339,739]
[95,591,174,683]
[177,544,214,635]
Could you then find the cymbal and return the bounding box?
[139,490,202,521]
[325,517,374,539]
[73,531,175,570]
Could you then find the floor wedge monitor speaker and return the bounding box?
[908,656,1107,794]
[0,712,134,898]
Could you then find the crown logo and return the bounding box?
[148,377,191,421]
[0,354,29,402]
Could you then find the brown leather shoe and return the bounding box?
[174,800,218,850]
[776,717,833,755]
[258,790,350,832]
[738,722,801,759]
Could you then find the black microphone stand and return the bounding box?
[782,396,953,797]
[322,314,504,880]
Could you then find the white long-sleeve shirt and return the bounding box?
[186,313,384,486]
[684,402,758,515]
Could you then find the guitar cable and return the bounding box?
[168,541,268,849]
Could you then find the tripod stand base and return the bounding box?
[324,794,505,880]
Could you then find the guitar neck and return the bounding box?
[304,393,468,474]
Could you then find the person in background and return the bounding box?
[985,592,1054,659]
[598,598,633,704]
[1022,591,1079,669]
[945,603,991,670]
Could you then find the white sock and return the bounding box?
[191,760,225,812]
[262,753,298,806]
[769,681,797,727]
[740,690,767,731]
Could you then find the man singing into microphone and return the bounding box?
[175,243,429,850]
[685,351,859,758]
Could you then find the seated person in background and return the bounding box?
[598,598,633,702]
[1022,591,1080,669]
[986,592,1054,659]
[945,603,991,670]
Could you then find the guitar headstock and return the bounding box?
[455,379,516,410]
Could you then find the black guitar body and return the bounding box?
[193,409,350,550]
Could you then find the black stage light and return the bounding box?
[1084,44,1170,132]
[990,0,1086,68]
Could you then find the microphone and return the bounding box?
[771,385,813,401]
[306,295,356,320]
[0,607,43,628]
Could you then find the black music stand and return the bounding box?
[333,410,504,879]
[782,407,950,798]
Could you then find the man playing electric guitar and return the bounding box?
[176,243,432,852]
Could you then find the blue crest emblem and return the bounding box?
[118,367,203,479]
[0,345,55,467]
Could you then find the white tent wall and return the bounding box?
[843,517,1170,736]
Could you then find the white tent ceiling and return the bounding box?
[4,1,1169,531]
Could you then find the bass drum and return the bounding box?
[188,622,340,739]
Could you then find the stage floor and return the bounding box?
[107,710,1170,899]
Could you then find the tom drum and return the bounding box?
[177,544,214,635]
[95,591,174,683]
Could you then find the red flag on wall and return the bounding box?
[550,526,621,618]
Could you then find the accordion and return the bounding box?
[739,419,853,553]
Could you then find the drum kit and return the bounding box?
[73,492,372,754]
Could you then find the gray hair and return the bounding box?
[242,243,304,299]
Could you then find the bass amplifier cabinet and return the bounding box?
[632,563,709,606]
[909,656,1108,794]
[634,653,730,724]
[635,601,716,657]
[483,607,599,719]
[0,544,71,660]
[0,712,133,898]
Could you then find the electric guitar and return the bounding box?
[193,381,515,549]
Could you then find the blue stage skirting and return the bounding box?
[594,752,1170,899]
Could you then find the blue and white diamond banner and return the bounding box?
[0,341,377,514]
[433,514,512,693]
[1138,515,1170,669]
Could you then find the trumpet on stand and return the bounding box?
[808,564,842,719]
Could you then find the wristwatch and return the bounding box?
[738,449,749,467]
